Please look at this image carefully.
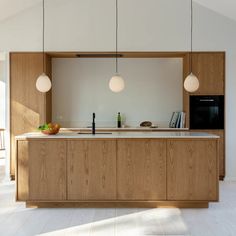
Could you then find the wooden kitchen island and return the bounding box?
[15,132,219,208]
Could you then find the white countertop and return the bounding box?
[15,131,219,140]
[61,127,189,131]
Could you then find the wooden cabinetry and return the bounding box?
[183,52,225,179]
[189,130,224,179]
[191,52,225,95]
[67,140,116,200]
[17,140,67,201]
[10,53,52,179]
[17,137,219,207]
[117,139,166,200]
[167,140,218,201]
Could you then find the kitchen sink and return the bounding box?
[77,132,112,135]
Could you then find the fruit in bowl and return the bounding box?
[38,123,61,135]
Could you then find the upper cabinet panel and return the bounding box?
[191,52,225,95]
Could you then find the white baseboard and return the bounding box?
[224,177,236,181]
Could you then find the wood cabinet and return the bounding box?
[67,140,116,200]
[167,140,218,201]
[117,139,166,200]
[190,130,224,179]
[17,137,219,207]
[17,140,67,201]
[29,141,67,200]
[191,52,225,95]
[10,53,52,179]
[183,52,225,179]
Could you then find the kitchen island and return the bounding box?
[15,131,219,208]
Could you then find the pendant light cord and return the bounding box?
[115,0,118,74]
[42,0,45,73]
[190,0,193,72]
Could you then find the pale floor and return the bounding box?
[1,161,236,236]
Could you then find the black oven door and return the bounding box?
[190,95,224,129]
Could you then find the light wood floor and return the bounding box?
[0,169,236,235]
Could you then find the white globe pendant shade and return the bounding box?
[184,72,199,92]
[109,74,125,93]
[36,73,52,92]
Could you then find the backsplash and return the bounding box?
[52,58,183,128]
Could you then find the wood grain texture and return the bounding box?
[28,140,66,200]
[190,130,224,179]
[182,52,225,178]
[67,140,116,200]
[167,140,218,201]
[183,52,225,127]
[117,139,166,200]
[47,51,189,58]
[191,52,225,95]
[17,140,29,201]
[10,53,52,179]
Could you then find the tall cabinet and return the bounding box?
[183,52,225,179]
[10,53,52,179]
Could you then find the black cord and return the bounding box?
[190,0,193,72]
[42,0,45,73]
[116,0,118,74]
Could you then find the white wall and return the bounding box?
[52,58,183,127]
[0,53,6,128]
[0,0,236,179]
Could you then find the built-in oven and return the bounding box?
[190,95,224,129]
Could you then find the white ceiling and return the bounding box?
[0,0,236,22]
[0,0,40,22]
[194,0,236,21]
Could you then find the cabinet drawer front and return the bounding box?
[29,140,67,200]
[67,140,116,200]
[167,140,218,201]
[117,139,166,200]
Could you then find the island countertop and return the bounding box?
[15,131,219,140]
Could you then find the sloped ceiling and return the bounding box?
[0,0,41,22]
[194,0,236,21]
[0,0,236,22]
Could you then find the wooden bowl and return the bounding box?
[41,127,60,135]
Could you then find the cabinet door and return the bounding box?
[117,139,166,200]
[67,140,116,200]
[192,52,225,94]
[208,130,224,178]
[190,130,225,179]
[29,140,66,200]
[167,140,218,201]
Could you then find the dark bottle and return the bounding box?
[117,112,121,128]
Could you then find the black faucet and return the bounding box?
[92,113,96,135]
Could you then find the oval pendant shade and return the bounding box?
[36,73,52,93]
[184,72,199,93]
[109,74,125,93]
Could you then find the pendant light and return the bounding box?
[109,0,125,93]
[36,0,52,93]
[184,0,199,93]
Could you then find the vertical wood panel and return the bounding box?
[10,53,52,179]
[190,130,224,178]
[167,140,218,201]
[28,140,66,200]
[117,139,166,200]
[17,141,29,200]
[183,52,225,179]
[192,52,225,95]
[67,140,116,200]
